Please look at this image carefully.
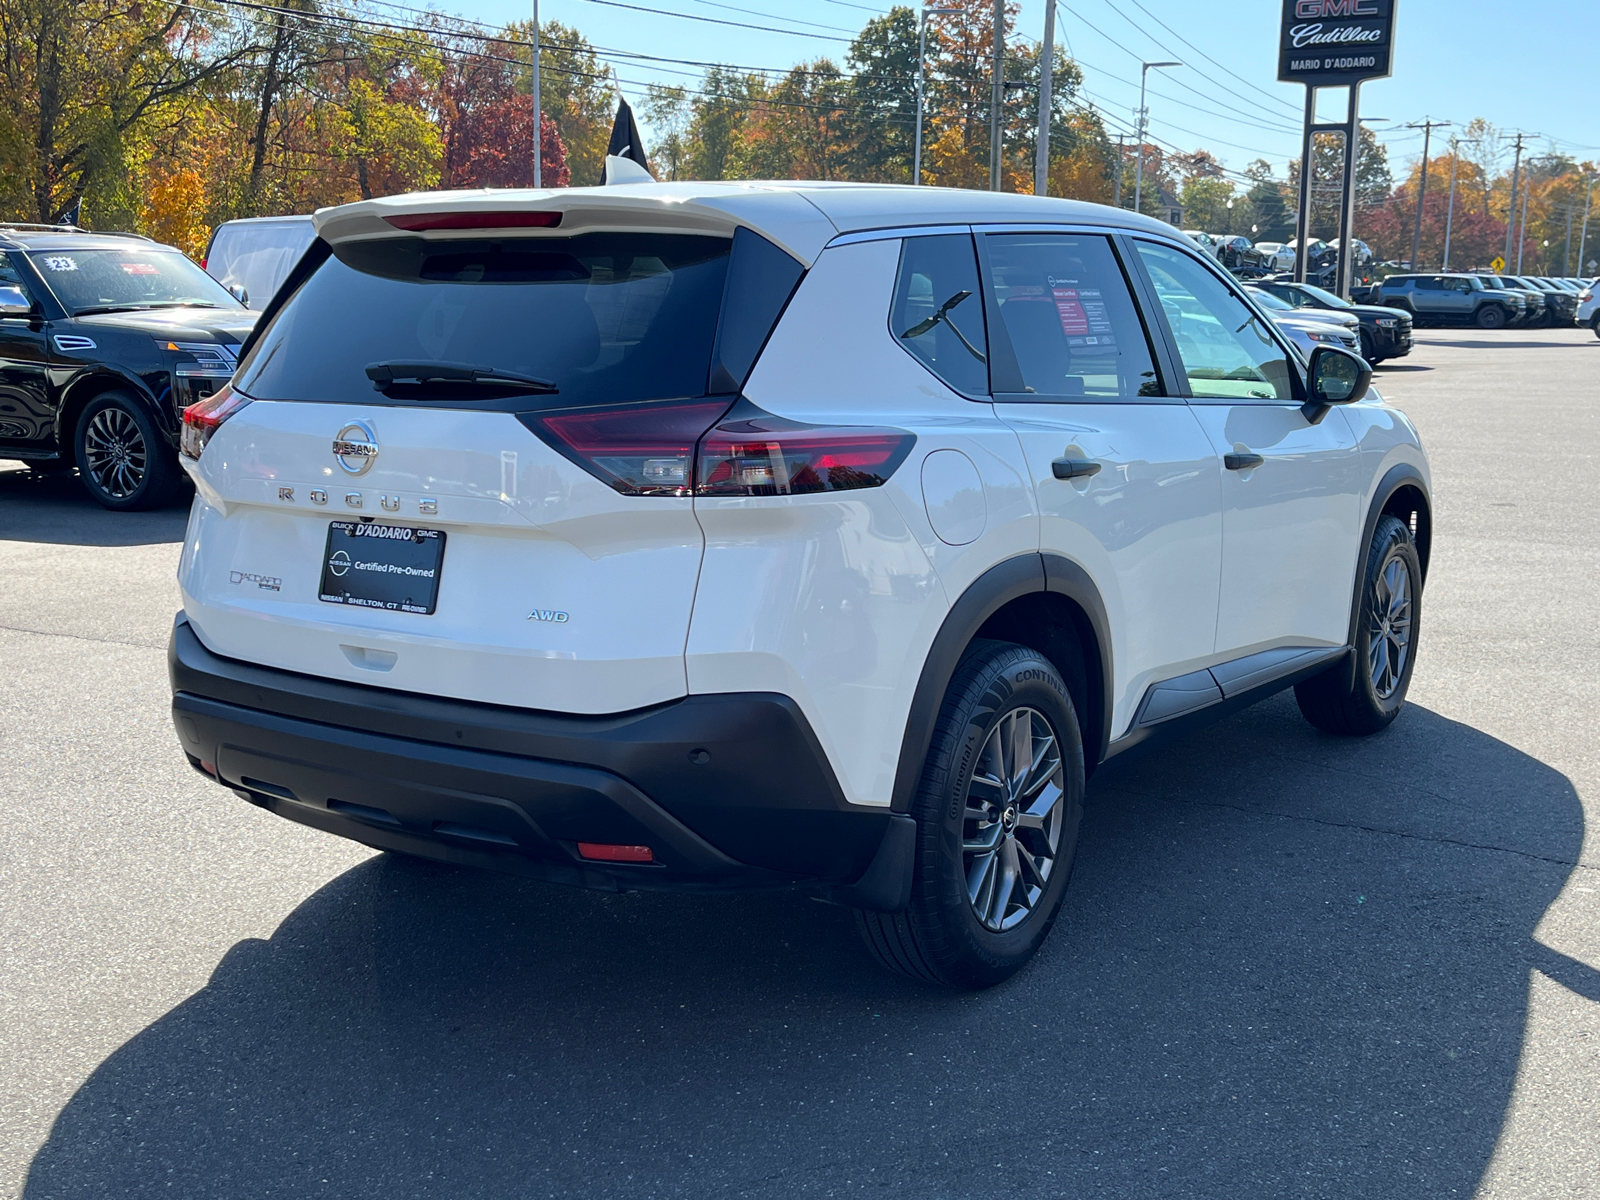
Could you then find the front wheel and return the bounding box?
[75,393,185,511]
[1296,514,1421,736]
[1590,313,1600,339]
[1476,304,1507,330]
[857,641,1085,990]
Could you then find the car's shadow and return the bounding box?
[24,696,1596,1198]
[0,463,189,546]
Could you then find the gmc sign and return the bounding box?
[1278,0,1396,86]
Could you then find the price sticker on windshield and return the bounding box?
[120,262,159,275]
[40,255,77,272]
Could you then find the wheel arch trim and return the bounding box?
[1336,461,1431,692]
[889,553,1114,813]
[53,369,169,462]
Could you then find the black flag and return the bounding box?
[57,198,82,228]
[604,98,650,180]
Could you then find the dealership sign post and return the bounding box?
[1280,0,1398,297]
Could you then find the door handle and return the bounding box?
[1051,457,1102,480]
[1224,452,1264,471]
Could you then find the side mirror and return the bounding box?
[0,284,31,317]
[1303,344,1371,424]
[227,283,249,306]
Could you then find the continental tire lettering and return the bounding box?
[1014,667,1068,698]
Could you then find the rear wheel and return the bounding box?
[1296,515,1421,736]
[1358,329,1381,364]
[75,393,185,511]
[1476,304,1506,330]
[1590,313,1600,339]
[856,641,1085,990]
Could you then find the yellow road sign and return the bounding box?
[1490,256,1506,272]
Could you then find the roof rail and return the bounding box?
[0,222,154,241]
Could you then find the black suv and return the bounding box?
[0,225,255,509]
[1252,279,1414,364]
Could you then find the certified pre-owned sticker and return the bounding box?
[229,570,282,592]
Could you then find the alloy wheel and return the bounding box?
[82,406,148,500]
[962,707,1066,932]
[1367,551,1414,700]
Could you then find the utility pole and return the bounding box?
[532,0,542,187]
[1133,60,1180,214]
[1113,134,1124,208]
[1579,175,1596,277]
[1504,132,1534,265]
[1516,170,1532,273]
[1441,136,1460,270]
[1033,0,1056,197]
[1564,202,1575,275]
[989,0,1004,191]
[1405,119,1448,269]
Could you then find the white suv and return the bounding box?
[169,183,1431,989]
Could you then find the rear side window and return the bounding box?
[890,234,989,397]
[235,232,731,410]
[983,232,1161,400]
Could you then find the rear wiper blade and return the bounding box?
[365,361,559,394]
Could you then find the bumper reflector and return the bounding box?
[578,842,654,863]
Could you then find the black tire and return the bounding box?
[1590,313,1600,339]
[1476,304,1507,330]
[74,392,185,511]
[1295,514,1421,736]
[856,641,1086,990]
[1358,330,1381,364]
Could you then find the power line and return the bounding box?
[679,0,858,37]
[575,0,852,43]
[1118,0,1302,117]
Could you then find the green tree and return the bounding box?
[1180,175,1234,232]
[840,6,918,183]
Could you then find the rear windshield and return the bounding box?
[235,232,731,409]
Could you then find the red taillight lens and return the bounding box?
[520,401,732,496]
[697,414,916,497]
[384,210,562,232]
[180,383,250,460]
[521,401,915,498]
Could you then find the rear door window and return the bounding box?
[889,234,989,397]
[982,232,1161,400]
[235,232,732,410]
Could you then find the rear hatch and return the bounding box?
[179,226,738,714]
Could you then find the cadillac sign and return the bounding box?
[1278,0,1397,86]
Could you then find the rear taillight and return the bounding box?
[521,402,915,498]
[697,411,916,497]
[180,383,250,460]
[521,401,731,496]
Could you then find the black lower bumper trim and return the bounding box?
[169,615,891,891]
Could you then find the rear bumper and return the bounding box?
[168,615,897,896]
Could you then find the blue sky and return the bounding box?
[452,0,1599,181]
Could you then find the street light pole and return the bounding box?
[1033,0,1056,197]
[1133,60,1180,214]
[914,6,959,186]
[989,0,1004,191]
[532,0,542,187]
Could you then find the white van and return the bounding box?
[203,215,315,310]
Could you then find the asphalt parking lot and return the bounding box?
[2,326,1598,1199]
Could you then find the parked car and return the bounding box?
[1288,238,1338,274]
[1215,235,1266,273]
[1181,230,1220,258]
[0,223,255,508]
[1244,286,1362,358]
[202,215,316,311]
[1509,276,1578,326]
[1472,274,1544,325]
[1254,241,1297,272]
[169,183,1432,990]
[1253,279,1414,363]
[1371,274,1525,328]
[1577,281,1600,334]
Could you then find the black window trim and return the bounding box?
[1121,233,1308,407]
